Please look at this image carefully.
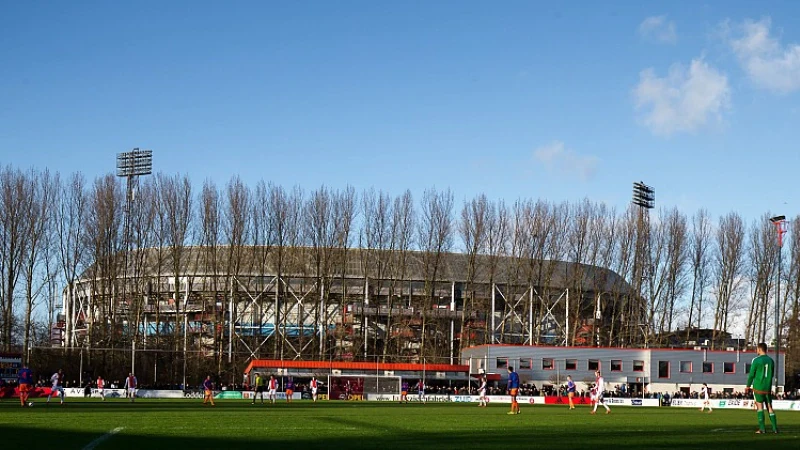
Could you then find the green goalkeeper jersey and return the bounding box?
[746,354,774,393]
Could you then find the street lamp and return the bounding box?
[769,215,786,390]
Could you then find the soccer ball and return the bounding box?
[28,402,33,407]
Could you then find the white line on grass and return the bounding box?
[82,427,125,450]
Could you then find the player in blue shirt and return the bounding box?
[400,381,409,403]
[18,364,34,407]
[507,366,520,415]
[566,375,577,410]
[202,375,215,406]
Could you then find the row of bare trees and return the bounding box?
[1,166,799,386]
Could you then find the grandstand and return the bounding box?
[55,246,638,382]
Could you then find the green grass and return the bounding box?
[1,398,798,450]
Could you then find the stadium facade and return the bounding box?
[56,246,641,368]
[460,344,787,394]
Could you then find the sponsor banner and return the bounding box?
[669,398,756,409]
[214,391,243,399]
[136,389,185,399]
[240,391,302,400]
[773,401,800,411]
[64,388,127,398]
[672,398,798,411]
[366,394,658,406]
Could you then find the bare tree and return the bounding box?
[21,169,57,357]
[745,216,778,345]
[458,194,488,350]
[388,190,414,359]
[416,187,454,360]
[711,212,746,348]
[0,166,31,349]
[686,209,712,344]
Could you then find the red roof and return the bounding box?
[244,359,469,374]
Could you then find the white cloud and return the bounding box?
[725,18,800,94]
[633,58,731,136]
[533,141,599,181]
[639,15,677,44]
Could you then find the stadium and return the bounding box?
[54,246,640,385]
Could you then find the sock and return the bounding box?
[769,413,777,432]
[757,410,765,431]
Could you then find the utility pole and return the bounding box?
[769,215,786,390]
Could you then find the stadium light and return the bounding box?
[631,181,655,348]
[116,148,153,374]
[632,181,655,210]
[769,214,787,390]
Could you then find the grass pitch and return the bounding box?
[1,399,798,450]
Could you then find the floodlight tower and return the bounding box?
[631,181,655,347]
[116,149,153,374]
[769,214,786,389]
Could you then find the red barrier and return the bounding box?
[543,395,592,405]
[0,387,53,399]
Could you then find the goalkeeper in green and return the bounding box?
[745,342,778,434]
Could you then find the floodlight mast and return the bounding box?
[769,214,787,391]
[631,181,655,347]
[116,149,153,374]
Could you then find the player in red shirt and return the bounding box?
[97,376,105,401]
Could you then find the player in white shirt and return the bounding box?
[268,375,278,404]
[477,376,487,407]
[310,376,319,402]
[97,376,105,401]
[699,383,712,413]
[590,370,611,415]
[124,373,138,402]
[47,369,65,405]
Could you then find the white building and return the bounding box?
[461,344,786,395]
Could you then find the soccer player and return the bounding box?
[566,375,576,410]
[478,375,487,407]
[252,372,266,405]
[202,375,216,406]
[46,369,65,405]
[699,383,711,413]
[416,379,425,403]
[507,366,520,415]
[591,370,610,415]
[18,363,33,407]
[268,374,277,404]
[310,376,319,402]
[589,384,597,409]
[285,377,294,403]
[746,342,778,434]
[124,373,137,403]
[97,376,105,401]
[400,380,409,403]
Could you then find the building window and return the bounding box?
[566,359,577,370]
[680,361,692,373]
[702,362,713,373]
[519,358,532,370]
[723,362,735,374]
[658,361,670,378]
[588,360,600,371]
[610,360,622,372]
[745,363,751,374]
[542,358,554,370]
[496,358,508,369]
[633,360,644,372]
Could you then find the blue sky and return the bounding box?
[1,1,798,226]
